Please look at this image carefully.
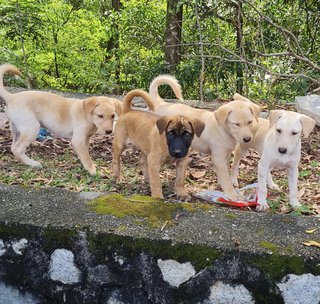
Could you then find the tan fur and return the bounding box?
[149,77,261,200]
[0,63,122,174]
[112,89,204,200]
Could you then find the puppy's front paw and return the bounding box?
[87,165,97,175]
[268,182,280,191]
[256,203,269,212]
[176,192,191,202]
[289,199,301,209]
[232,179,239,188]
[30,160,42,168]
[225,191,245,201]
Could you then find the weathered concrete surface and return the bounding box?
[0,184,319,303]
[0,184,319,257]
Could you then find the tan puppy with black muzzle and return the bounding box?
[149,75,261,200]
[112,89,205,200]
[257,110,315,211]
[0,63,122,174]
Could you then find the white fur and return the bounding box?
[257,110,315,211]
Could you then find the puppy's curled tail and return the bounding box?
[149,75,183,107]
[122,89,155,114]
[0,63,22,101]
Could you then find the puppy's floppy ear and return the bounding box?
[156,116,170,135]
[233,93,250,102]
[299,114,315,138]
[249,103,261,122]
[113,99,123,116]
[83,97,98,114]
[214,104,232,126]
[268,110,284,127]
[190,118,205,137]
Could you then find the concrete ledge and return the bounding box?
[0,184,319,303]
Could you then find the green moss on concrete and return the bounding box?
[42,226,78,251]
[87,194,214,228]
[250,254,318,281]
[87,231,221,271]
[0,223,37,240]
[259,241,278,253]
[224,212,238,220]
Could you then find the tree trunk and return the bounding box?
[164,0,183,74]
[106,0,121,89]
[16,0,31,88]
[235,1,244,94]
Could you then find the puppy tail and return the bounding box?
[0,63,22,102]
[149,75,183,107]
[122,89,155,114]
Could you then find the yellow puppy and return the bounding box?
[112,89,204,200]
[149,76,260,200]
[0,63,122,174]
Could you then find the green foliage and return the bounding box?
[0,0,319,101]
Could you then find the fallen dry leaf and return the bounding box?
[305,228,318,234]
[189,170,206,179]
[302,240,320,248]
[297,187,306,199]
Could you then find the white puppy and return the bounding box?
[257,110,315,211]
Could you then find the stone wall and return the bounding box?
[0,222,319,304]
[0,184,319,303]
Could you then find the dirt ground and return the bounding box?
[0,105,319,216]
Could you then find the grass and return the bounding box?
[0,127,319,215]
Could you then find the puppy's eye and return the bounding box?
[277,129,281,134]
[182,131,192,138]
[234,123,240,127]
[111,114,115,119]
[292,131,298,135]
[167,130,175,136]
[97,114,104,119]
[248,121,253,125]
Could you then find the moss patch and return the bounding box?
[87,194,214,228]
[87,231,222,271]
[259,241,279,253]
[250,254,318,281]
[42,226,78,252]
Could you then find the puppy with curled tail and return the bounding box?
[0,63,122,174]
[112,89,205,200]
[149,76,261,201]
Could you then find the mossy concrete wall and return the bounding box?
[0,184,319,303]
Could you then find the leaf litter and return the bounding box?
[0,110,319,216]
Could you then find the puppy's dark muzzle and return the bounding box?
[169,149,188,159]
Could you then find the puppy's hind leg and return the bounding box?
[257,159,269,212]
[11,126,42,167]
[147,152,163,199]
[231,143,248,187]
[267,171,280,190]
[112,128,127,180]
[139,153,149,183]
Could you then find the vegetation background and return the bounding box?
[1,0,319,103]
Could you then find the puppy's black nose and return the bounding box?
[105,130,112,135]
[170,149,185,158]
[243,136,251,143]
[278,147,287,154]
